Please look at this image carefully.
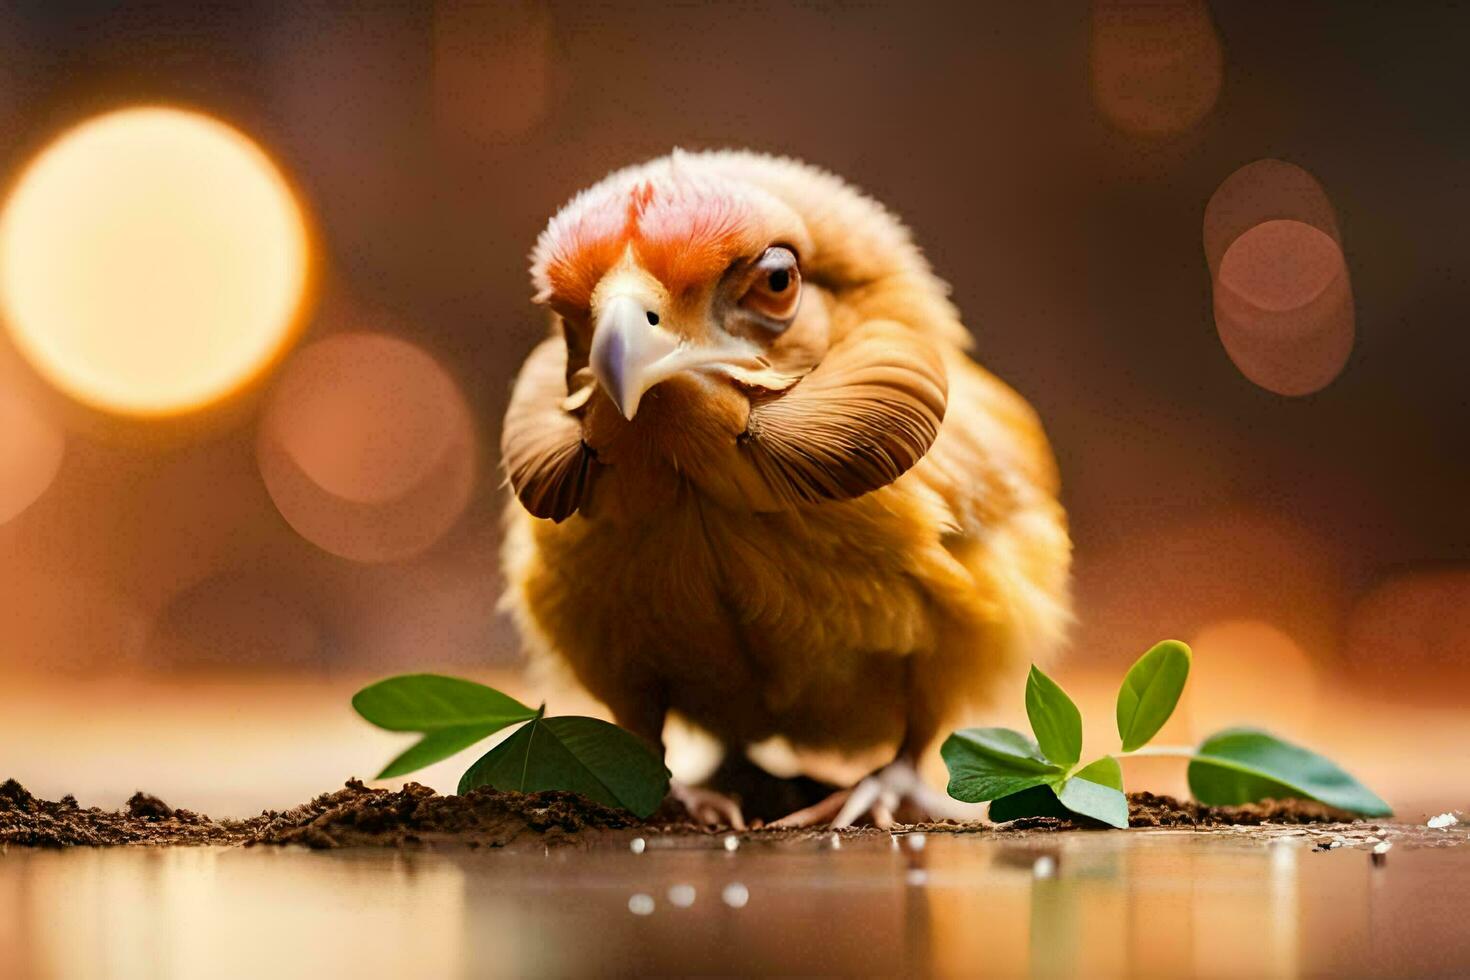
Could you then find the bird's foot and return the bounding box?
[769,758,972,830]
[670,781,747,830]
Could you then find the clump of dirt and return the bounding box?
[997,791,1349,830]
[1125,791,1349,827]
[246,779,673,849]
[1,778,685,850]
[3,777,1357,850]
[1,778,233,847]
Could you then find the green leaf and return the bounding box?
[1056,777,1129,829]
[1116,640,1192,751]
[1075,755,1124,792]
[353,674,537,733]
[1188,727,1392,817]
[458,713,671,818]
[941,727,1063,803]
[1025,665,1083,767]
[988,756,1128,828]
[988,784,1072,823]
[376,726,505,779]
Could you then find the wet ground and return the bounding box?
[5,671,1468,976]
[3,825,1467,978]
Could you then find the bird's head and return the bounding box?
[509,152,953,520]
[531,157,821,425]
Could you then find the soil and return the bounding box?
[0,778,687,849]
[983,790,1349,830]
[3,776,1391,850]
[1125,791,1348,827]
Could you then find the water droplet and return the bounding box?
[905,868,928,886]
[722,882,749,908]
[1033,855,1057,879]
[906,832,927,852]
[667,884,696,908]
[628,893,655,916]
[829,833,842,850]
[723,834,739,852]
[629,837,646,854]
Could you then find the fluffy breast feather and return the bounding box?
[501,149,1072,753]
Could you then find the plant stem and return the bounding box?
[1120,745,1196,759]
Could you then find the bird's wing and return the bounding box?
[735,319,947,508]
[501,335,599,522]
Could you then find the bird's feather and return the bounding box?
[501,150,1072,771]
[501,337,597,522]
[737,319,947,507]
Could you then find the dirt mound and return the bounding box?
[1125,791,1348,827]
[1,778,234,846]
[3,777,1352,849]
[996,791,1349,830]
[1,778,667,849]
[247,779,650,848]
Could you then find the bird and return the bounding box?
[499,150,1071,829]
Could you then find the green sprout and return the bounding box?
[941,640,1392,827]
[352,674,670,818]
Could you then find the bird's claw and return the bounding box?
[670,782,747,830]
[770,758,974,830]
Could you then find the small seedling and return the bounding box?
[941,640,1392,827]
[352,674,670,818]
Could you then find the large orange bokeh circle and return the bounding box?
[0,106,311,417]
[257,333,477,563]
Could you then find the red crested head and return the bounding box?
[527,152,823,426]
[531,164,762,313]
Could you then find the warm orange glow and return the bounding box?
[147,572,324,668]
[1213,219,1354,396]
[1091,0,1223,136]
[1187,620,1322,739]
[257,333,476,563]
[0,378,64,524]
[1342,570,1470,698]
[1202,159,1340,277]
[434,0,556,150]
[0,107,310,417]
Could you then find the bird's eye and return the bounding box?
[740,246,802,323]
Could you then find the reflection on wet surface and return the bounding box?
[2,831,1467,978]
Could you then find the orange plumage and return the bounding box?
[501,151,1071,826]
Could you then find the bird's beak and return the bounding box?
[588,294,682,420]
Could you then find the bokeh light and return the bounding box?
[1213,219,1354,396]
[1074,506,1353,671]
[257,333,476,563]
[1090,0,1223,136]
[0,106,310,417]
[1186,619,1322,739]
[433,0,556,152]
[0,374,64,524]
[1203,160,1355,396]
[1202,159,1340,277]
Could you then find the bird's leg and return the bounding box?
[611,692,746,831]
[668,782,748,831]
[767,751,971,830]
[770,664,972,830]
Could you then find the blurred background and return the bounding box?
[0,1,1465,816]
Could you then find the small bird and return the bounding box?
[501,150,1071,828]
